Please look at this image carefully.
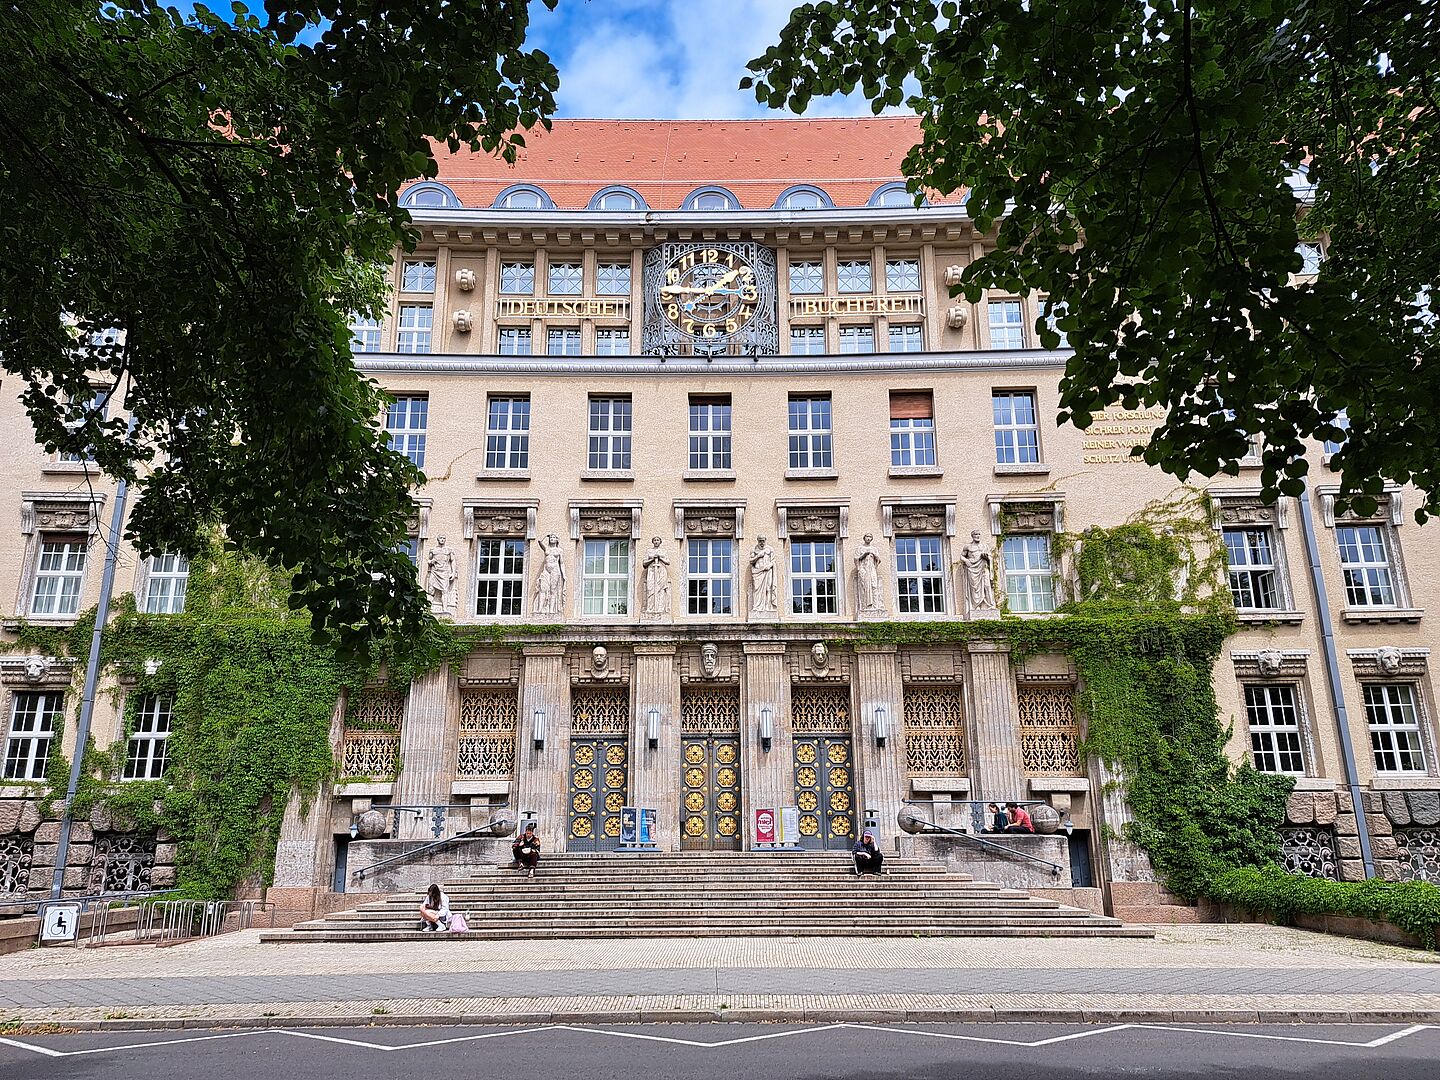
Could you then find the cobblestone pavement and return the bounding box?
[1,925,1436,1029]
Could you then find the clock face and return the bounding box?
[660,247,760,340]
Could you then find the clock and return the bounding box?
[643,242,778,356]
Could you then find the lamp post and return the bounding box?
[759,705,773,752]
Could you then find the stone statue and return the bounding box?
[424,535,459,614]
[700,642,719,679]
[22,655,50,682]
[642,536,671,617]
[592,645,609,674]
[854,533,887,617]
[810,641,829,672]
[1378,646,1403,676]
[749,537,778,614]
[1256,649,1284,678]
[957,530,998,616]
[533,533,566,616]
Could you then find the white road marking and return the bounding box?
[837,1022,1139,1047]
[1366,1024,1433,1048]
[0,1037,64,1058]
[553,1022,850,1047]
[1137,1023,1437,1048]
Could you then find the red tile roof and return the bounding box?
[415,117,949,210]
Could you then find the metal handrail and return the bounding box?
[352,816,516,884]
[901,811,1066,878]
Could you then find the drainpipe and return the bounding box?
[1295,478,1375,879]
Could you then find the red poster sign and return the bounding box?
[755,807,776,845]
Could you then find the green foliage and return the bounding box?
[746,0,1440,520]
[0,1,561,662]
[1209,866,1440,949]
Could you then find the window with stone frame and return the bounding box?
[888,323,924,352]
[790,326,825,355]
[474,538,526,617]
[497,327,532,355]
[31,535,88,616]
[348,314,382,353]
[1017,685,1081,775]
[895,535,945,614]
[1323,409,1349,457]
[1365,683,1429,774]
[838,324,875,353]
[903,686,966,777]
[686,537,734,616]
[400,259,436,293]
[596,262,631,296]
[582,538,631,616]
[395,304,432,353]
[885,258,921,292]
[588,396,633,471]
[123,694,172,780]
[142,553,189,614]
[546,327,581,356]
[988,298,1026,348]
[547,261,582,295]
[889,390,936,467]
[4,690,61,781]
[1002,534,1056,613]
[789,539,838,615]
[1224,527,1281,610]
[788,260,823,295]
[1243,684,1307,774]
[500,261,535,294]
[595,328,630,355]
[787,395,833,471]
[385,394,427,469]
[993,390,1041,464]
[1337,524,1398,607]
[58,387,108,463]
[688,396,732,471]
[456,688,518,780]
[837,259,873,293]
[484,396,531,470]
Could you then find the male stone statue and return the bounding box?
[854,533,887,617]
[533,533,566,616]
[957,529,998,616]
[425,535,459,614]
[642,536,671,617]
[749,537,778,614]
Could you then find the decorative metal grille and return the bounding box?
[642,242,779,357]
[340,731,401,779]
[572,687,630,737]
[347,689,405,730]
[1279,826,1340,880]
[1018,686,1082,776]
[456,689,518,780]
[1,834,34,896]
[903,686,967,776]
[89,833,156,894]
[790,687,851,735]
[1397,828,1440,883]
[681,689,741,735]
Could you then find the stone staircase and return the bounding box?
[262,852,1151,941]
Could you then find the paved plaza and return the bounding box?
[0,924,1437,1029]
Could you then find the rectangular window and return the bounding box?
[885,258,921,292]
[787,395,833,471]
[59,388,108,462]
[1224,527,1279,610]
[396,304,432,353]
[582,539,631,616]
[688,397,732,471]
[475,538,526,617]
[396,538,420,566]
[31,537,87,616]
[896,536,945,614]
[1324,409,1350,456]
[889,391,936,467]
[988,299,1026,349]
[348,315,382,354]
[4,691,62,781]
[1365,684,1428,773]
[123,695,172,780]
[385,395,427,469]
[401,259,436,293]
[547,262,582,295]
[484,396,531,470]
[596,262,631,296]
[497,327,532,356]
[500,261,535,294]
[588,396,633,471]
[1244,684,1306,774]
[686,538,733,616]
[888,324,924,352]
[1337,525,1396,607]
[1003,535,1056,613]
[837,259,873,293]
[546,327,581,356]
[790,326,825,355]
[838,325,875,354]
[595,328,630,356]
[788,261,824,295]
[790,540,838,615]
[143,553,189,615]
[993,390,1040,464]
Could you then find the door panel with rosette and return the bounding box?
[790,687,857,851]
[680,688,743,851]
[569,688,630,852]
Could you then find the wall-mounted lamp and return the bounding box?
[874,704,889,748]
[348,821,359,840]
[1063,815,1075,837]
[647,707,661,750]
[532,706,546,751]
[759,705,774,753]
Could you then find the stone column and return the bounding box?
[273,698,347,888]
[741,642,791,849]
[515,645,571,846]
[966,641,1026,802]
[393,668,457,839]
[855,645,906,850]
[631,644,681,851]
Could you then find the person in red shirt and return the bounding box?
[1004,802,1035,833]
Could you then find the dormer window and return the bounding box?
[870,183,919,208]
[494,185,553,210]
[591,187,644,211]
[776,186,831,210]
[400,183,459,208]
[684,187,739,211]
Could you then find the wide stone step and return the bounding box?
[265,925,1151,942]
[289,913,1121,931]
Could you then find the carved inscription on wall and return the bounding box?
[1081,406,1165,465]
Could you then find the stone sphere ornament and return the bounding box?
[1030,803,1062,835]
[355,809,388,840]
[897,804,927,835]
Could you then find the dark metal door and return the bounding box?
[568,738,628,852]
[680,736,742,851]
[792,736,856,850]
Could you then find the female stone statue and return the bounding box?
[854,533,886,617]
[533,533,566,616]
[749,537,778,614]
[642,536,671,616]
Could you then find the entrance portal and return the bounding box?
[568,687,630,852]
[790,687,857,851]
[680,687,743,851]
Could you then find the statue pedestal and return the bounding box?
[967,606,1001,620]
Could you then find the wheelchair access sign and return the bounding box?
[40,903,80,943]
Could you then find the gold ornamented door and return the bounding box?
[790,687,856,851]
[680,737,742,851]
[567,738,628,852]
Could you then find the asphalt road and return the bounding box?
[2,1022,1437,1080]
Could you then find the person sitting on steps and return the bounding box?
[418,883,450,932]
[1004,802,1035,833]
[985,802,1010,833]
[852,831,884,876]
[512,824,541,878]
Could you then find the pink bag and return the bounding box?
[447,912,469,933]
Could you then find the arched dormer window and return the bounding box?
[400,182,460,209]
[588,186,647,211]
[683,186,740,211]
[869,182,923,208]
[493,184,554,210]
[774,185,833,210]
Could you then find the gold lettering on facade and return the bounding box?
[495,299,630,318]
[1081,404,1166,465]
[786,296,923,317]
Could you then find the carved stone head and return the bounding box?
[700,643,719,678]
[1377,647,1403,676]
[810,641,829,671]
[651,536,662,549]
[862,532,874,545]
[435,535,447,548]
[22,655,50,682]
[592,646,609,673]
[1256,649,1284,678]
[971,529,982,543]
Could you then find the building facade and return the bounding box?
[3,119,1439,912]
